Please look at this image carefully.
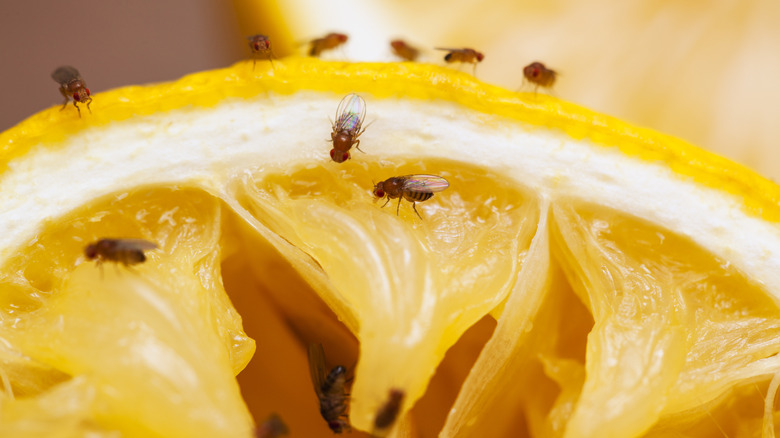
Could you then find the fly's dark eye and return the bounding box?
[85,88,91,96]
[342,152,349,162]
[375,189,385,197]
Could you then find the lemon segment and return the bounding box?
[244,159,537,429]
[0,189,255,437]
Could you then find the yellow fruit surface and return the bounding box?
[1,59,780,438]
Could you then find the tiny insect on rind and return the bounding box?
[434,48,484,75]
[308,33,349,57]
[522,61,557,90]
[51,65,92,117]
[390,40,419,62]
[247,34,274,69]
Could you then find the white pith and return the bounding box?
[1,91,779,303]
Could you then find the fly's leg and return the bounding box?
[396,197,402,216]
[412,202,423,220]
[380,198,390,208]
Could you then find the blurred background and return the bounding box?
[2,0,779,179]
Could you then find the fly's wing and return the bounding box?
[401,175,450,193]
[334,94,366,134]
[433,47,458,52]
[307,343,327,395]
[51,66,81,84]
[113,238,159,251]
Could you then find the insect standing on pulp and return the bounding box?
[51,66,92,117]
[435,47,484,75]
[390,39,419,62]
[84,238,158,267]
[373,174,450,219]
[523,61,557,92]
[308,32,348,57]
[330,93,367,163]
[254,413,289,438]
[308,343,351,433]
[247,34,273,69]
[373,389,405,431]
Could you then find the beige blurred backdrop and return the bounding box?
[3,1,780,181]
[0,1,245,129]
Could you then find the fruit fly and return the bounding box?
[329,93,367,163]
[390,39,419,62]
[255,413,289,438]
[523,61,557,92]
[247,34,274,69]
[373,389,405,431]
[84,238,158,267]
[308,32,348,57]
[51,66,92,117]
[372,175,450,219]
[308,343,351,433]
[435,48,484,75]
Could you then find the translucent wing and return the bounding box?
[51,66,81,84]
[308,343,327,395]
[334,94,366,134]
[401,175,450,193]
[433,47,461,52]
[113,238,159,251]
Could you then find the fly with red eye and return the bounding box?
[522,61,557,92]
[247,34,274,69]
[51,66,92,117]
[329,93,367,163]
[372,174,450,219]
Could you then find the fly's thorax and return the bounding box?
[332,131,353,151]
[65,80,86,94]
[382,178,406,198]
[322,365,348,393]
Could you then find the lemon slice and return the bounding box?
[2,58,780,437]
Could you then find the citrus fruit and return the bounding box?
[1,58,780,437]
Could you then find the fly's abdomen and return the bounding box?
[404,191,434,202]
